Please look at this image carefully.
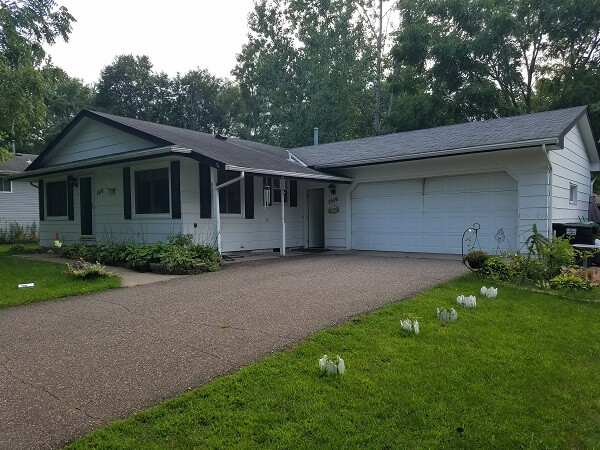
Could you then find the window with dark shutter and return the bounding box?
[134,168,170,214]
[46,180,68,217]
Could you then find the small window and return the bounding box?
[569,184,578,204]
[218,170,242,214]
[0,177,11,192]
[46,180,68,217]
[134,168,170,214]
[264,177,288,204]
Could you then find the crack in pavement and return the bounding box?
[0,355,101,422]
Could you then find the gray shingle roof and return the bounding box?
[292,106,591,168]
[0,153,37,174]
[88,111,341,179]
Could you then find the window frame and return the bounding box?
[569,183,578,205]
[45,177,69,220]
[264,177,289,205]
[132,164,172,219]
[0,176,12,193]
[218,170,245,217]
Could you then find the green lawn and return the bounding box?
[68,276,600,449]
[0,244,121,308]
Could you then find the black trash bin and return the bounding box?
[552,222,599,245]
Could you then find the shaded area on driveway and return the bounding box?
[0,252,466,449]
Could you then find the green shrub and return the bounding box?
[159,245,199,274]
[193,244,222,272]
[167,233,194,247]
[8,243,26,254]
[63,259,112,279]
[464,250,490,269]
[480,257,513,281]
[549,274,591,291]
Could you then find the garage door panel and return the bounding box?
[352,173,518,254]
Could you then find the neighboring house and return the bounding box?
[11,106,599,255]
[0,153,38,229]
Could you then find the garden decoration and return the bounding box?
[401,318,420,334]
[318,355,345,376]
[457,295,477,308]
[437,308,458,322]
[480,286,498,298]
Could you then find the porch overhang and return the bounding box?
[8,146,219,181]
[224,164,352,183]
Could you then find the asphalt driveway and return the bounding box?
[0,252,466,449]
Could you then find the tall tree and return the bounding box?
[94,54,173,122]
[388,0,600,132]
[0,0,74,152]
[234,0,375,147]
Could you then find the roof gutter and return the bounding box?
[224,164,352,182]
[8,146,191,180]
[310,138,560,169]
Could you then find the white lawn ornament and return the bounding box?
[480,286,498,298]
[457,295,476,308]
[401,318,419,334]
[319,355,345,376]
[437,308,458,322]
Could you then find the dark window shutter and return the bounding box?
[290,180,298,207]
[170,161,181,219]
[67,179,74,221]
[199,164,212,218]
[38,179,44,221]
[123,167,131,219]
[245,175,254,219]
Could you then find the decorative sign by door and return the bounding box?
[328,195,340,214]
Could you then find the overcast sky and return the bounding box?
[47,0,256,85]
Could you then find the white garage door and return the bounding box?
[351,172,518,254]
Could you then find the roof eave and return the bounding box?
[309,138,560,170]
[9,146,197,180]
[225,164,352,183]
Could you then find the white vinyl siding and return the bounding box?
[42,118,157,167]
[0,179,38,229]
[551,124,592,222]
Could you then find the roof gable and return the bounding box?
[28,111,169,171]
[292,106,595,168]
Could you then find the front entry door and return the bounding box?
[80,176,93,236]
[307,188,325,248]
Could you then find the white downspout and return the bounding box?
[210,167,221,254]
[345,181,360,250]
[542,144,552,238]
[280,177,286,256]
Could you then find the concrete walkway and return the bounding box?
[0,253,467,449]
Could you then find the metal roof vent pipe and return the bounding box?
[313,127,319,146]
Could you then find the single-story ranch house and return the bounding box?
[0,153,38,229]
[11,106,599,255]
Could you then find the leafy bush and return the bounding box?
[464,250,490,269]
[63,259,112,279]
[54,234,222,275]
[8,243,26,254]
[549,274,592,291]
[159,245,199,274]
[480,257,513,281]
[193,244,222,272]
[0,221,38,244]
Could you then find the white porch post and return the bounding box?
[210,167,222,254]
[345,181,359,250]
[280,177,286,256]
